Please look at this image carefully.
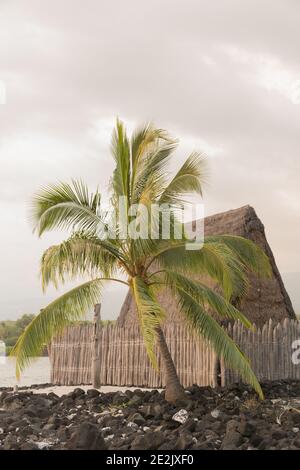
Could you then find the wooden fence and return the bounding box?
[49,318,300,388]
[49,324,217,387]
[222,318,300,385]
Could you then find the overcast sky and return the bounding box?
[0,0,299,320]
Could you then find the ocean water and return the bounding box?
[0,357,50,387]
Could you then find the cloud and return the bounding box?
[221,44,300,104]
[0,0,299,319]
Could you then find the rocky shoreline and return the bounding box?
[1,380,300,450]
[0,383,54,392]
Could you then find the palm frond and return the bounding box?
[130,124,169,186]
[31,180,102,236]
[132,141,178,204]
[127,210,186,266]
[156,240,249,300]
[165,271,252,327]
[111,118,130,201]
[11,279,103,378]
[40,233,122,290]
[160,152,208,206]
[131,277,165,368]
[175,286,263,398]
[207,235,272,278]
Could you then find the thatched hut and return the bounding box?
[117,205,295,327]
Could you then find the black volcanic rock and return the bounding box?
[0,380,300,450]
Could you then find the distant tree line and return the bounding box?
[0,314,116,355]
[0,314,36,355]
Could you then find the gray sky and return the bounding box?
[0,0,299,320]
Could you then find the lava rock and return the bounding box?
[221,420,243,450]
[127,413,145,426]
[175,432,194,450]
[67,422,107,450]
[140,403,164,418]
[131,431,164,450]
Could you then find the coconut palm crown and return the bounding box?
[12,120,272,402]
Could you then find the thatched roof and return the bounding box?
[117,205,296,327]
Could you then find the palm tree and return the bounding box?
[12,120,271,403]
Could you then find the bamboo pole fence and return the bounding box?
[49,318,300,387]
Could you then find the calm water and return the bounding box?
[0,357,50,387]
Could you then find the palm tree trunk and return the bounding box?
[156,326,186,403]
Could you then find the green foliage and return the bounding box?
[132,277,165,369]
[13,119,272,397]
[0,314,35,354]
[0,314,114,358]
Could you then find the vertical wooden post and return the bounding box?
[92,303,101,389]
